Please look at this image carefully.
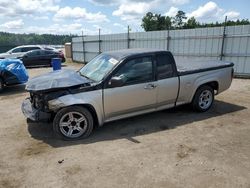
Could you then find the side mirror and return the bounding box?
[108,76,124,88]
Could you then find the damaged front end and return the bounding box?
[21,69,94,122]
[22,97,50,122]
[22,90,70,121]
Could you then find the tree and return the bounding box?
[183,17,199,29]
[141,12,159,31]
[141,10,250,31]
[0,32,76,53]
[141,12,173,31]
[173,10,187,28]
[163,16,172,29]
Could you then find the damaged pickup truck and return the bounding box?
[22,49,234,140]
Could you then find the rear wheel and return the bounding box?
[0,78,4,92]
[53,106,94,140]
[192,85,214,112]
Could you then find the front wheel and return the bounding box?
[192,85,214,112]
[53,106,94,140]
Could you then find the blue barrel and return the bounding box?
[52,58,62,71]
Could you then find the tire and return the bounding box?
[53,106,94,140]
[0,78,4,92]
[192,85,214,112]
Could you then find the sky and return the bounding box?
[0,0,249,35]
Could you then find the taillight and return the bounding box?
[59,52,64,58]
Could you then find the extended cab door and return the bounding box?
[155,53,179,110]
[103,56,157,121]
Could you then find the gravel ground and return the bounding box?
[0,63,250,188]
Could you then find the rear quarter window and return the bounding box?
[156,54,175,79]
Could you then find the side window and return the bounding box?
[12,48,22,53]
[114,56,153,85]
[31,47,40,50]
[44,50,54,55]
[22,47,40,52]
[39,50,46,55]
[156,54,174,79]
[22,47,31,52]
[27,50,41,56]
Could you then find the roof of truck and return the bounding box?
[103,48,167,61]
[103,48,234,75]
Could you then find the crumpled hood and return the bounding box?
[26,69,92,92]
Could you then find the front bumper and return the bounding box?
[21,98,51,121]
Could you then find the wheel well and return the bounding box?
[200,81,219,92]
[76,104,99,127]
[191,81,218,103]
[53,104,99,127]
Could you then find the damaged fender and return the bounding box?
[48,90,104,126]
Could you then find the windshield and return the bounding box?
[79,54,119,82]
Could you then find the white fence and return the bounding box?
[72,25,250,77]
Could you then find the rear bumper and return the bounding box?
[21,98,51,121]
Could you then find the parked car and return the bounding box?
[22,49,234,140]
[0,45,43,59]
[18,49,65,67]
[43,46,63,53]
[0,59,29,92]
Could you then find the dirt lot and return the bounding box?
[0,63,250,188]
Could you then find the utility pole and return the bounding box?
[127,25,130,49]
[220,16,227,60]
[167,29,170,51]
[98,28,101,54]
[82,30,85,63]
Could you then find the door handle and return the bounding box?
[144,83,157,90]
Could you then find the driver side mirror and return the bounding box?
[108,76,124,88]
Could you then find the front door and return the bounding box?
[104,56,157,121]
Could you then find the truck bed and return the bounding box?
[176,60,234,76]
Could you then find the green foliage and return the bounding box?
[141,12,172,31]
[183,17,199,29]
[0,32,75,46]
[142,11,250,31]
[173,10,187,27]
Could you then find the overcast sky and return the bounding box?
[0,0,249,35]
